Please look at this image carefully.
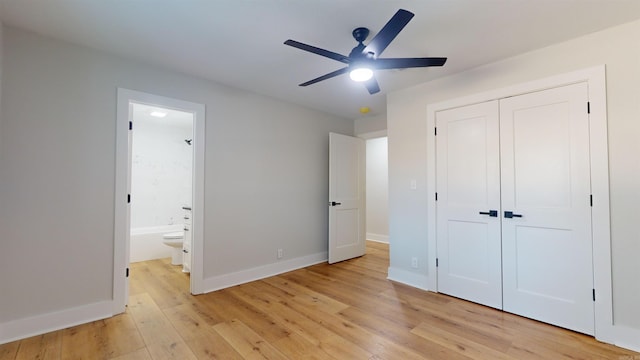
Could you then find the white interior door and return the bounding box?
[436,101,503,309]
[500,82,594,335]
[329,133,365,263]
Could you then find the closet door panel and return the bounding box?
[436,101,502,309]
[500,82,594,335]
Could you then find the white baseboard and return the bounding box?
[614,324,640,352]
[0,300,113,345]
[366,233,389,243]
[202,252,328,293]
[387,266,431,291]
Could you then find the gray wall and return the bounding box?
[387,19,640,331]
[354,113,386,135]
[0,27,352,323]
[0,22,3,147]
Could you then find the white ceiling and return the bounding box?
[2,0,640,120]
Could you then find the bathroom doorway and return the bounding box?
[129,103,193,266]
[114,89,205,313]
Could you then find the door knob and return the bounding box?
[504,211,523,218]
[330,201,342,206]
[479,210,498,217]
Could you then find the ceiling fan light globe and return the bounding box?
[349,68,373,82]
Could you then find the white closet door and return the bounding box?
[500,82,594,335]
[436,101,503,309]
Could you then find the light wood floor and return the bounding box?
[1,241,638,359]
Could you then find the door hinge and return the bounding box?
[587,102,590,114]
[435,192,438,201]
[127,194,131,203]
[434,127,437,136]
[436,258,439,267]
[126,267,130,278]
[129,121,133,130]
[590,194,593,207]
[592,288,596,301]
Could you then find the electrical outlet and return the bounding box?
[277,248,284,259]
[411,257,419,268]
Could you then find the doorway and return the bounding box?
[129,103,194,266]
[114,89,206,313]
[365,136,389,244]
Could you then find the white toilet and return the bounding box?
[162,231,184,265]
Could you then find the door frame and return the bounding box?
[113,88,206,314]
[426,65,613,342]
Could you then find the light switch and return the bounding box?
[410,179,417,190]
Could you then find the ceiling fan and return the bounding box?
[284,9,447,94]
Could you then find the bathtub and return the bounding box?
[130,224,183,263]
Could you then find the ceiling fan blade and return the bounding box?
[363,9,414,57]
[374,57,447,69]
[284,40,350,64]
[299,67,350,86]
[364,76,380,94]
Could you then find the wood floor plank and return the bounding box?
[271,332,336,360]
[127,293,197,360]
[306,262,394,295]
[162,304,219,342]
[411,321,517,360]
[145,340,198,360]
[213,319,289,360]
[128,262,150,296]
[14,332,61,360]
[264,285,424,360]
[0,341,19,360]
[197,289,292,344]
[127,293,182,347]
[108,348,152,360]
[385,282,638,359]
[183,333,244,360]
[378,293,515,353]
[4,241,638,360]
[281,269,380,310]
[261,276,350,315]
[60,313,145,360]
[225,283,327,346]
[131,261,190,309]
[337,305,473,360]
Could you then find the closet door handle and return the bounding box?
[330,201,342,206]
[479,210,498,217]
[504,211,523,218]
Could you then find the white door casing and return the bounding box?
[436,101,503,309]
[500,82,594,335]
[329,133,366,263]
